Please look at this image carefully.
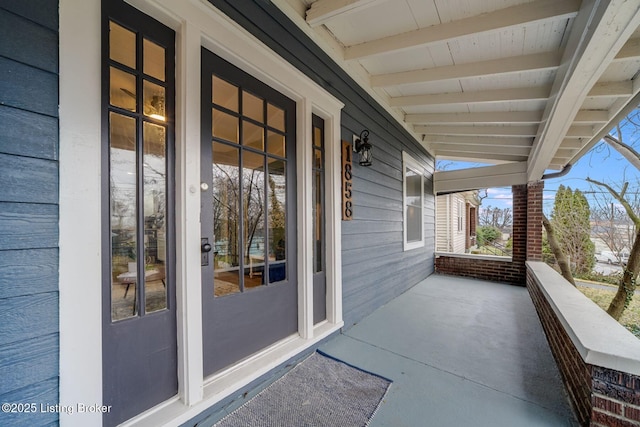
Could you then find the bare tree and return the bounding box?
[542,214,575,286]
[478,205,513,230]
[587,176,640,320]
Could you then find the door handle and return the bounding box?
[201,238,212,266]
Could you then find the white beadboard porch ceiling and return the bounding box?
[276,0,640,181]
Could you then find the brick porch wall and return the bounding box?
[527,268,640,427]
[435,182,542,285]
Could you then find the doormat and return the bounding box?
[214,351,392,427]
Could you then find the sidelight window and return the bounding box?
[107,20,173,320]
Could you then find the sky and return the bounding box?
[436,109,640,215]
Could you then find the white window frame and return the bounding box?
[59,0,344,425]
[457,200,464,232]
[402,151,425,251]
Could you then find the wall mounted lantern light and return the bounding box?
[354,129,373,166]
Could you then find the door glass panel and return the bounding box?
[110,67,136,111]
[268,158,287,283]
[267,131,285,157]
[110,112,137,321]
[109,22,135,69]
[243,91,263,123]
[143,38,165,81]
[313,149,322,169]
[143,80,166,121]
[243,151,266,289]
[243,120,264,151]
[313,169,323,273]
[213,77,238,112]
[267,103,285,131]
[143,122,167,313]
[213,109,239,144]
[313,126,322,148]
[212,142,241,297]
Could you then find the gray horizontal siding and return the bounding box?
[205,0,436,329]
[0,4,59,427]
[0,107,58,160]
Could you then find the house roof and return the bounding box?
[275,0,640,189]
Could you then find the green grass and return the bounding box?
[577,286,640,339]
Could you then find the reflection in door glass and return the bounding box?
[110,112,137,321]
[212,142,241,297]
[143,122,167,313]
[243,151,266,290]
[268,158,287,283]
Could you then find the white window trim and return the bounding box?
[402,151,425,251]
[59,0,344,426]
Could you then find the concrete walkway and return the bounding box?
[319,275,578,427]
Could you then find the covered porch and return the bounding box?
[202,273,577,426]
[321,274,577,426]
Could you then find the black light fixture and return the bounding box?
[354,129,373,166]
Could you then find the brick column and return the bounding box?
[526,181,543,262]
[511,184,527,265]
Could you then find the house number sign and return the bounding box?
[342,140,353,220]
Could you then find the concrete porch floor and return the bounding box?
[197,274,578,426]
[319,274,578,427]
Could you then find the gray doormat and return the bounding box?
[214,351,392,427]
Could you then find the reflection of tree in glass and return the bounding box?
[243,167,264,260]
[213,164,240,267]
[269,170,286,260]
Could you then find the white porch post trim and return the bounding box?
[175,19,204,405]
[59,0,103,425]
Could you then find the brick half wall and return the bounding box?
[435,182,542,285]
[527,263,640,426]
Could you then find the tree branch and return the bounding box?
[586,178,640,228]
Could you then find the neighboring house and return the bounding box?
[2,0,640,426]
[436,191,479,253]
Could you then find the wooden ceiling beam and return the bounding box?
[305,0,382,27]
[371,52,559,87]
[435,150,528,162]
[390,86,551,107]
[344,0,580,60]
[426,135,532,147]
[527,0,640,180]
[405,111,543,124]
[414,124,539,137]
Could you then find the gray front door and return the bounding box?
[200,48,298,376]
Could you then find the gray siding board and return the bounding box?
[0,106,58,160]
[0,57,58,117]
[0,249,58,298]
[0,203,58,250]
[0,292,58,346]
[0,4,59,425]
[341,243,402,267]
[0,154,58,204]
[342,219,402,235]
[0,11,58,73]
[345,205,402,222]
[0,377,58,426]
[352,190,401,211]
[0,1,58,31]
[0,334,58,395]
[341,231,401,251]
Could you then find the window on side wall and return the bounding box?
[403,151,424,251]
